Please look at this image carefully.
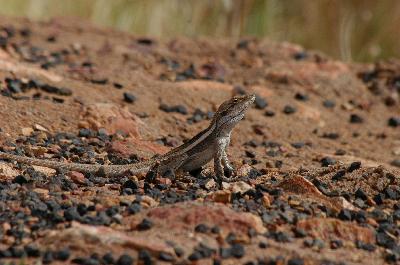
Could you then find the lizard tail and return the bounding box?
[0,151,152,177]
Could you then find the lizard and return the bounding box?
[0,94,256,181]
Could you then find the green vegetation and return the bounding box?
[0,0,398,62]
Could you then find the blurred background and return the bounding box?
[0,0,399,62]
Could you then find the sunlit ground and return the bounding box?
[0,0,399,62]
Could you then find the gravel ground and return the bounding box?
[0,17,400,265]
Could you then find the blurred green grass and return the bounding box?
[0,0,398,62]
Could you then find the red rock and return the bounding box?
[41,222,175,256]
[147,202,266,237]
[230,181,252,194]
[297,218,375,244]
[278,175,322,196]
[80,103,144,136]
[68,171,85,184]
[210,190,231,203]
[0,57,63,82]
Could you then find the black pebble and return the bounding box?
[356,240,376,252]
[338,209,352,221]
[320,157,336,167]
[283,105,296,114]
[116,254,134,265]
[122,179,138,191]
[254,95,268,109]
[64,207,81,221]
[13,175,29,184]
[138,249,152,264]
[388,117,400,127]
[374,193,385,205]
[90,78,108,85]
[55,248,70,261]
[174,247,184,257]
[195,223,210,233]
[288,257,304,265]
[137,38,154,45]
[24,244,41,257]
[347,161,361,172]
[294,93,309,101]
[332,170,346,181]
[264,110,275,117]
[350,114,364,123]
[42,250,54,264]
[137,218,153,230]
[376,232,397,249]
[323,100,335,108]
[355,188,368,200]
[258,242,268,248]
[322,132,340,140]
[230,244,245,258]
[188,251,202,261]
[159,252,174,262]
[127,203,141,214]
[123,92,136,103]
[293,51,308,60]
[159,103,188,114]
[114,83,123,89]
[391,159,400,168]
[291,142,305,149]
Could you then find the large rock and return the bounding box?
[80,103,145,136]
[81,103,169,158]
[297,218,375,243]
[146,202,266,237]
[42,222,175,256]
[279,175,322,196]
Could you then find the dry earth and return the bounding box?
[0,17,400,265]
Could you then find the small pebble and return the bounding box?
[332,170,346,181]
[123,92,136,103]
[230,244,245,258]
[347,161,361,172]
[350,114,364,123]
[116,254,134,265]
[288,257,304,265]
[294,92,309,101]
[283,105,297,114]
[264,110,275,117]
[388,117,400,127]
[254,95,268,109]
[320,157,336,167]
[323,100,335,108]
[195,223,210,233]
[137,218,153,230]
[338,209,352,221]
[390,159,400,168]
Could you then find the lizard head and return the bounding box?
[213,94,255,135]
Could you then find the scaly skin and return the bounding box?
[0,94,255,180]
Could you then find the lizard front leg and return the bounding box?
[222,150,234,177]
[214,137,232,179]
[214,148,224,179]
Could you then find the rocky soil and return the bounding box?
[0,17,400,265]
